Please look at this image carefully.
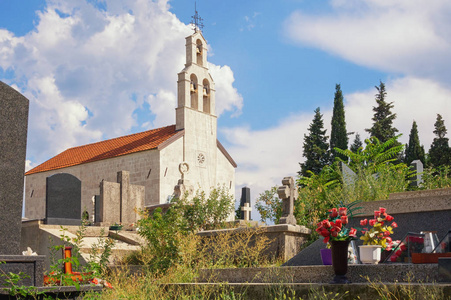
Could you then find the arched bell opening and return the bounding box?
[202,78,210,114]
[190,74,198,110]
[196,39,203,66]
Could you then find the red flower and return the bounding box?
[379,207,386,214]
[338,207,347,216]
[322,220,331,228]
[396,249,402,256]
[331,230,339,237]
[400,244,407,251]
[369,219,376,226]
[360,219,368,226]
[329,208,338,218]
[349,228,357,237]
[386,215,394,221]
[323,236,330,244]
[390,255,397,262]
[320,229,330,238]
[386,237,392,243]
[341,215,348,225]
[384,231,391,237]
[374,210,381,218]
[391,222,398,228]
[334,219,342,229]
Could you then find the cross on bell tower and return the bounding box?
[190,2,204,33]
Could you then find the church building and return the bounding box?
[24,31,237,221]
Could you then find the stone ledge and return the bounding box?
[0,284,102,300]
[198,264,441,284]
[389,188,451,200]
[356,191,451,217]
[197,224,311,237]
[168,282,451,300]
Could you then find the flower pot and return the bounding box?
[330,240,351,284]
[320,248,332,265]
[359,245,382,264]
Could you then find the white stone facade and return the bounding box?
[24,31,236,221]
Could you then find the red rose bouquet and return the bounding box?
[316,206,358,244]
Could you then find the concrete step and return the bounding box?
[198,264,442,284]
[168,282,451,300]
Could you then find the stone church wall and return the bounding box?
[25,149,160,220]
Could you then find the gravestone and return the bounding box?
[239,187,251,220]
[340,162,357,187]
[0,81,29,255]
[45,173,82,225]
[98,171,144,226]
[0,81,44,287]
[277,176,297,225]
[409,160,423,187]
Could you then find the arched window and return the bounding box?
[190,74,198,110]
[196,39,203,66]
[202,78,210,113]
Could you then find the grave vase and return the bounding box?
[320,248,332,265]
[330,240,350,284]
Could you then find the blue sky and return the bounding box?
[1,0,451,211]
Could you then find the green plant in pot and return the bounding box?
[359,207,397,264]
[316,202,360,284]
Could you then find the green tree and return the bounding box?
[404,120,425,165]
[429,114,451,168]
[330,84,348,162]
[299,107,330,177]
[350,133,363,153]
[365,81,399,144]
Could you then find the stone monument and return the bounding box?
[173,162,194,200]
[277,176,298,225]
[0,81,44,286]
[239,187,251,220]
[45,173,82,225]
[409,160,423,187]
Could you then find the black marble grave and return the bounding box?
[45,173,82,225]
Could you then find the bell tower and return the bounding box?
[176,31,216,131]
[174,8,219,192]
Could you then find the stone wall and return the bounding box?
[25,149,160,220]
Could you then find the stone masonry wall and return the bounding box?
[25,149,160,220]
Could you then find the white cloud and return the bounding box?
[209,64,243,116]
[284,0,451,83]
[0,0,242,164]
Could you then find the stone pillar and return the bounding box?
[0,81,29,255]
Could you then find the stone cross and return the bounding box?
[277,176,298,225]
[241,203,252,221]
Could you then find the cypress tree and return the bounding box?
[350,133,363,153]
[429,114,451,168]
[330,84,348,162]
[404,120,425,165]
[365,81,399,144]
[299,107,329,177]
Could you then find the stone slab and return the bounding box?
[0,255,45,287]
[45,173,81,224]
[438,257,451,282]
[172,282,451,300]
[0,81,29,255]
[198,263,440,284]
[0,284,102,299]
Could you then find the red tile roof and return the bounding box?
[25,125,178,175]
